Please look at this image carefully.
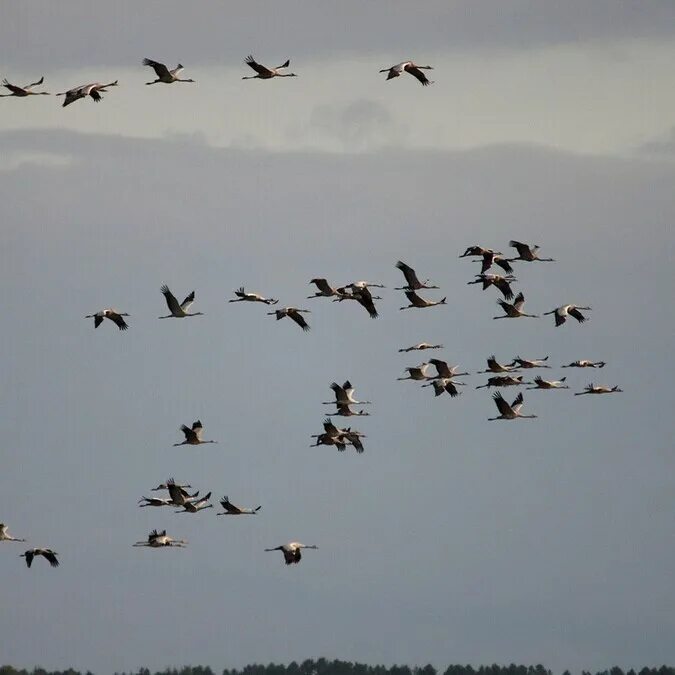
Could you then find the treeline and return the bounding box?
[1,661,674,675]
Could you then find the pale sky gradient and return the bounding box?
[1,3,674,675]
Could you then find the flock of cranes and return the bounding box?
[2,244,623,569]
[1,56,436,109]
[2,53,623,571]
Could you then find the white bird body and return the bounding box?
[508,240,555,262]
[85,308,129,330]
[480,356,519,373]
[242,56,297,79]
[510,356,550,369]
[21,548,59,567]
[562,360,606,369]
[56,81,118,107]
[398,342,443,353]
[229,287,278,305]
[143,58,195,84]
[265,541,318,565]
[526,376,569,390]
[493,293,538,319]
[543,304,591,327]
[133,529,186,548]
[217,496,261,515]
[398,364,432,381]
[380,62,433,86]
[175,492,213,513]
[422,378,463,398]
[173,421,216,446]
[159,285,204,318]
[268,307,311,331]
[1,76,49,97]
[575,383,623,395]
[400,290,446,310]
[323,380,371,406]
[488,392,537,421]
[0,523,26,542]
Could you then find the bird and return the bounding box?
[151,480,192,492]
[173,421,217,446]
[427,358,470,379]
[0,523,26,542]
[379,61,433,86]
[493,293,538,319]
[488,391,537,421]
[56,81,118,107]
[478,251,514,275]
[242,55,297,79]
[20,548,59,568]
[510,356,551,369]
[228,287,278,305]
[326,403,370,417]
[159,285,204,318]
[267,307,310,331]
[323,381,371,406]
[480,356,519,373]
[0,76,49,97]
[476,375,530,389]
[459,246,499,258]
[85,308,130,331]
[526,376,569,390]
[217,496,261,515]
[165,479,201,507]
[311,419,347,451]
[399,290,446,311]
[394,261,439,290]
[175,492,213,514]
[398,342,444,353]
[562,360,606,369]
[507,240,555,262]
[133,529,186,548]
[333,286,380,318]
[341,429,366,454]
[575,383,623,395]
[138,496,174,508]
[143,58,195,84]
[310,417,346,452]
[543,304,592,327]
[341,281,386,290]
[467,274,517,300]
[265,542,318,565]
[307,278,341,298]
[397,364,432,381]
[422,378,463,398]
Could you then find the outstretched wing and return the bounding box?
[492,392,512,416]
[405,65,432,86]
[288,309,310,331]
[568,307,587,323]
[160,285,182,315]
[180,291,195,311]
[143,58,171,79]
[42,550,59,567]
[509,240,529,258]
[108,312,129,331]
[495,257,514,274]
[513,293,525,310]
[244,55,273,76]
[395,260,420,287]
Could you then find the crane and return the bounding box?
[488,392,537,421]
[85,308,129,331]
[265,542,318,565]
[143,58,195,84]
[379,62,433,86]
[159,285,204,318]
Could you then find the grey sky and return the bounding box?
[1,3,674,675]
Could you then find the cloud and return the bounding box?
[288,99,409,151]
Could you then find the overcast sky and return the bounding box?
[1,3,674,675]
